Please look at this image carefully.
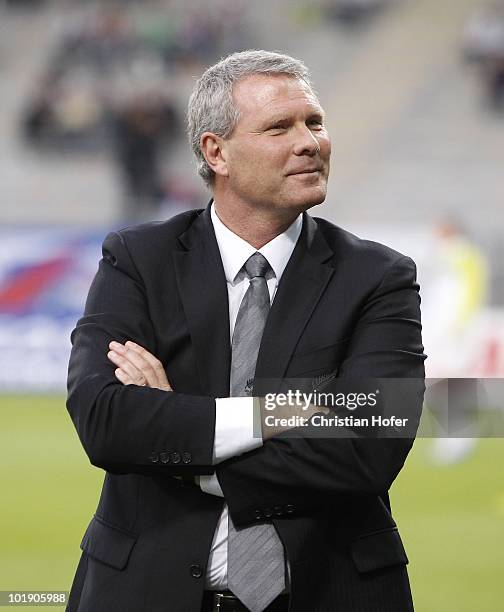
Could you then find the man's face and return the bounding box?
[220,74,331,214]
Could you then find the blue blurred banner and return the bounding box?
[0,227,105,392]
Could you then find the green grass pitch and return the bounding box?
[0,395,502,611]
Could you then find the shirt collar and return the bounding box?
[210,202,302,284]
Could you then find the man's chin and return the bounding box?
[292,188,327,211]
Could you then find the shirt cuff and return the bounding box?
[213,396,263,463]
[200,473,224,497]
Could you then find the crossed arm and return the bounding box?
[106,298,424,525]
[106,339,327,442]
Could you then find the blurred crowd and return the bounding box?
[18,0,250,219]
[12,0,403,220]
[463,0,504,109]
[322,0,395,25]
[21,2,250,148]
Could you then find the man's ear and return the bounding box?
[200,132,229,178]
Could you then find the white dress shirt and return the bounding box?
[201,202,302,589]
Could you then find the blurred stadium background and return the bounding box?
[0,0,503,610]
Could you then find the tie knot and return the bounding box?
[244,252,270,279]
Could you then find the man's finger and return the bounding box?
[125,341,171,387]
[114,367,136,386]
[109,344,157,384]
[108,350,147,386]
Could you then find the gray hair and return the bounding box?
[187,49,314,186]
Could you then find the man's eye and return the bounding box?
[309,120,323,129]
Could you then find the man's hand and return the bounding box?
[107,341,172,391]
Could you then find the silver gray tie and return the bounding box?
[228,252,286,612]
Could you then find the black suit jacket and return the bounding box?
[66,203,425,612]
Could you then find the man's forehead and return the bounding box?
[232,73,322,114]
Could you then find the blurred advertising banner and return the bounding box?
[0,226,104,392]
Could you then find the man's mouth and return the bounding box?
[288,167,322,176]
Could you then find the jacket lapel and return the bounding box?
[172,207,335,398]
[254,214,335,394]
[172,203,231,397]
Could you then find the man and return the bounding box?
[66,50,425,612]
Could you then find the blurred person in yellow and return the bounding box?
[421,218,489,463]
[66,50,425,612]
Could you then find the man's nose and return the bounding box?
[292,125,320,156]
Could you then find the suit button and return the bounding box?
[171,452,181,464]
[264,507,273,518]
[182,452,192,464]
[190,563,203,578]
[274,505,283,516]
[285,504,295,515]
[149,453,159,463]
[159,452,170,464]
[254,510,263,520]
